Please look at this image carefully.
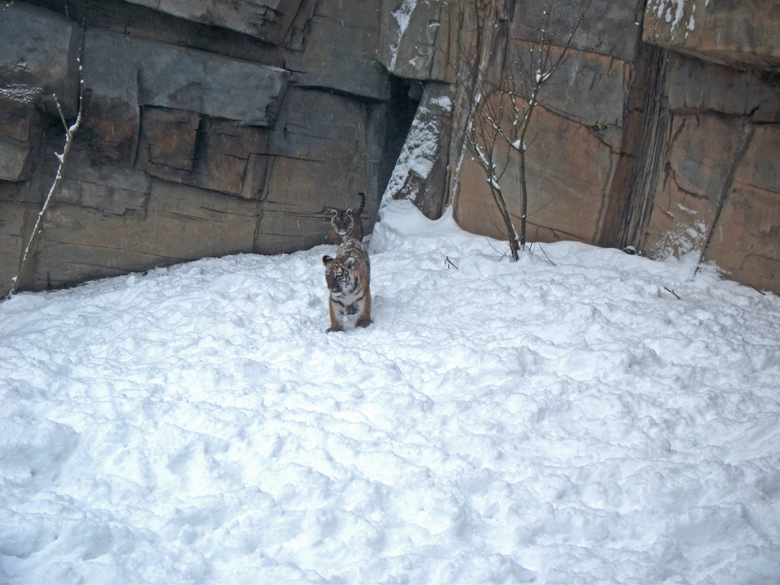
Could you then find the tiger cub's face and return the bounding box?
[331,209,355,239]
[323,256,356,294]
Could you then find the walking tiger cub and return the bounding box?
[329,192,365,245]
[322,239,371,332]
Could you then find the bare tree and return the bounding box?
[460,0,521,260]
[7,27,85,298]
[463,0,591,259]
[463,81,522,260]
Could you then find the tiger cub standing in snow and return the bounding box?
[322,239,371,332]
[329,192,365,245]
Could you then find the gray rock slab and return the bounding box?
[511,0,645,63]
[378,0,458,82]
[284,0,391,100]
[121,0,300,45]
[84,29,289,125]
[30,180,261,290]
[0,3,80,117]
[0,135,31,182]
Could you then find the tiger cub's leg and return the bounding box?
[327,299,345,332]
[355,288,372,328]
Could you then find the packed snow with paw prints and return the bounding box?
[1,200,779,584]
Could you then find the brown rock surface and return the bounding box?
[506,41,633,150]
[643,0,780,68]
[29,181,262,290]
[639,51,780,294]
[666,55,780,122]
[512,0,645,62]
[455,103,617,245]
[643,114,749,259]
[703,126,780,292]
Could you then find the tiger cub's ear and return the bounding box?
[344,257,356,269]
[322,255,334,265]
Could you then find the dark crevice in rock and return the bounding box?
[618,44,670,251]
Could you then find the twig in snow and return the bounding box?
[485,238,511,261]
[663,286,681,300]
[445,256,459,270]
[534,242,557,266]
[526,227,553,265]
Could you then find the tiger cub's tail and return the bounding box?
[354,192,366,216]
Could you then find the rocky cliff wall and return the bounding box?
[441,0,779,294]
[1,0,778,295]
[637,0,780,294]
[0,0,415,294]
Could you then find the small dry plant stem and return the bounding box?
[8,27,84,298]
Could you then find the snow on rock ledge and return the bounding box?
[380,82,454,220]
[643,0,780,68]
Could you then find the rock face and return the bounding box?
[634,1,780,291]
[1,0,778,296]
[639,54,780,292]
[446,0,780,294]
[383,82,454,219]
[0,0,411,294]
[121,0,296,45]
[0,3,78,182]
[643,0,780,68]
[454,0,649,250]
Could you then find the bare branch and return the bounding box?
[664,287,682,300]
[488,0,591,249]
[450,0,589,261]
[7,26,85,298]
[0,0,15,17]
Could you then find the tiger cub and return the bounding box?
[322,239,371,332]
[329,192,366,245]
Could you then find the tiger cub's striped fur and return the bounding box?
[322,239,371,332]
[329,192,365,245]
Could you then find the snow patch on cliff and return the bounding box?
[388,0,417,70]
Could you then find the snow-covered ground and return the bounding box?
[1,200,779,584]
